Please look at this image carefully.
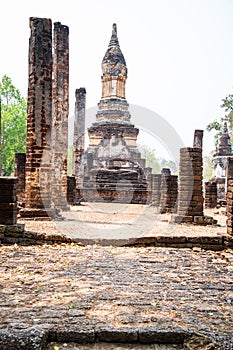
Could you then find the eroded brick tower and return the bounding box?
[80,24,149,203]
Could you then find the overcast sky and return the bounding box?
[1,0,233,158]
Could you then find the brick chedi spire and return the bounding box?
[102,23,127,82]
[217,121,232,156]
[96,23,130,124]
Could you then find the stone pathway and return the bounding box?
[0,243,232,348]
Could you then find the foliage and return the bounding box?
[0,75,27,175]
[138,144,177,174]
[139,145,160,173]
[203,154,213,182]
[207,91,233,146]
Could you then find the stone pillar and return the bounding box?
[174,147,204,222]
[193,130,204,148]
[0,177,17,224]
[226,157,233,235]
[14,153,26,205]
[205,181,217,209]
[72,88,86,180]
[25,17,53,209]
[51,22,69,208]
[150,174,161,206]
[160,174,178,214]
[67,176,76,205]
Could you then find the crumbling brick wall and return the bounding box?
[0,177,17,225]
[205,181,217,209]
[14,153,26,205]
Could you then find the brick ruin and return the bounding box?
[76,24,150,203]
[51,22,69,209]
[14,153,26,205]
[173,147,204,223]
[67,176,76,205]
[24,17,53,211]
[160,169,178,214]
[0,177,17,225]
[19,17,69,217]
[72,87,86,201]
[150,174,162,207]
[205,181,217,209]
[171,130,216,224]
[0,19,224,230]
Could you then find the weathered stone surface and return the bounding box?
[0,328,48,350]
[51,22,69,209]
[67,176,76,205]
[139,328,184,344]
[53,328,95,343]
[14,153,26,204]
[205,181,217,209]
[177,147,204,220]
[160,173,178,214]
[96,327,138,343]
[72,88,86,200]
[184,333,216,350]
[0,177,17,225]
[25,17,53,209]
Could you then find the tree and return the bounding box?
[0,75,27,175]
[138,144,177,174]
[139,145,160,173]
[207,92,233,146]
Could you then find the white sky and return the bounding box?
[1,0,233,157]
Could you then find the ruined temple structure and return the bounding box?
[51,22,69,209]
[78,24,150,203]
[212,121,233,203]
[172,130,216,224]
[14,153,26,205]
[24,17,53,214]
[72,88,86,201]
[21,17,69,218]
[159,168,178,214]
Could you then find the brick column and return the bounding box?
[14,153,26,205]
[205,181,217,209]
[25,17,52,209]
[67,176,76,205]
[160,174,178,214]
[51,22,69,208]
[174,147,204,222]
[0,177,17,224]
[72,88,86,184]
[226,157,233,235]
[150,174,161,207]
